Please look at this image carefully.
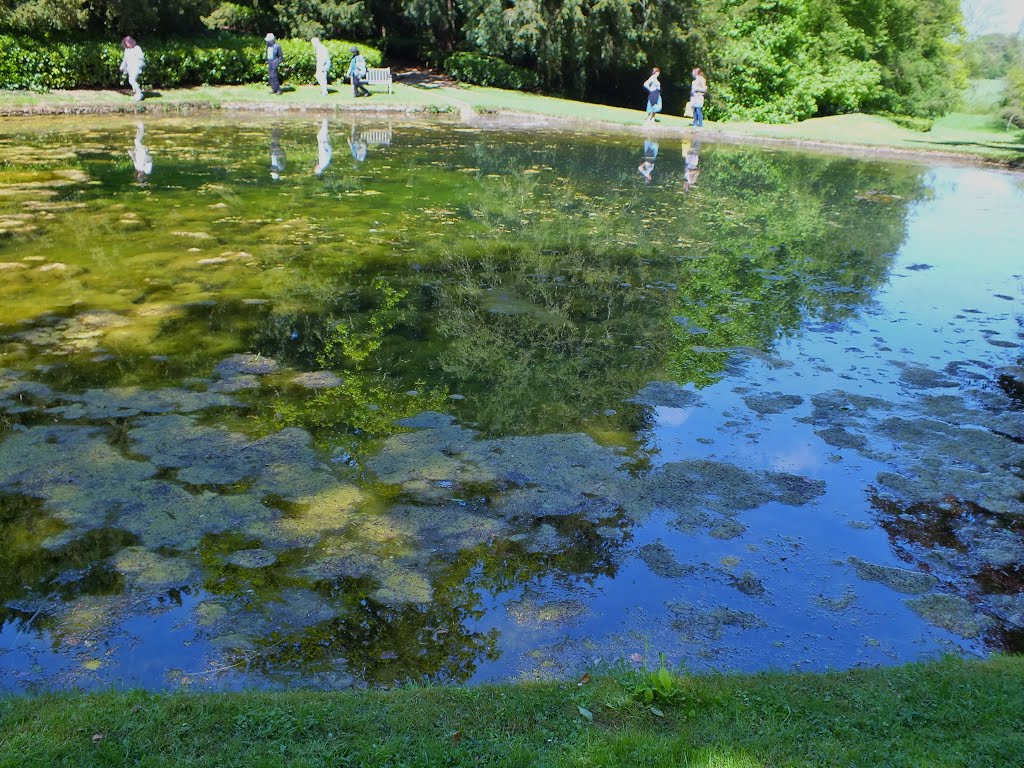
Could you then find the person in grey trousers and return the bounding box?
[265,33,284,94]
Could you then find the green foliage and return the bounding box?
[319,278,407,367]
[202,2,261,34]
[444,52,538,91]
[0,32,381,91]
[631,653,686,714]
[1005,65,1024,128]
[695,0,966,122]
[964,33,1023,79]
[878,112,934,132]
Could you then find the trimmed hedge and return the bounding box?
[444,52,538,91]
[0,33,382,91]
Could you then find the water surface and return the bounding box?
[0,117,1022,690]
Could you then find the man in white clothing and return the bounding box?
[311,38,331,96]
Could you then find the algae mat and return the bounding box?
[0,116,1022,690]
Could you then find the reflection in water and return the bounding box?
[348,124,367,163]
[270,127,286,180]
[0,121,1022,690]
[638,138,658,183]
[130,123,152,183]
[314,119,332,177]
[683,140,700,191]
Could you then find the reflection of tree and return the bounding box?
[668,150,923,387]
[222,517,629,685]
[0,492,132,633]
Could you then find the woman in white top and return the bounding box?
[311,38,331,96]
[690,68,708,127]
[643,67,662,123]
[120,36,145,102]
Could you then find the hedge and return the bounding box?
[444,52,539,92]
[0,33,382,91]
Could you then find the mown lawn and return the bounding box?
[1,656,1022,767]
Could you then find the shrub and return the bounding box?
[0,33,382,91]
[877,112,934,132]
[444,52,539,91]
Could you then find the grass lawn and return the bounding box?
[1,656,1022,767]
[2,80,1023,165]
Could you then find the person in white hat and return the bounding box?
[265,33,284,94]
[311,37,331,96]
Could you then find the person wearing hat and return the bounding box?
[347,46,370,98]
[265,33,284,94]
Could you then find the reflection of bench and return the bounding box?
[358,128,392,146]
[366,68,392,94]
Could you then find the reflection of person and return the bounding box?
[119,37,145,102]
[683,141,701,191]
[311,37,331,96]
[314,120,333,176]
[265,33,284,94]
[129,123,153,182]
[643,67,662,123]
[638,139,657,183]
[347,47,370,98]
[347,125,367,162]
[690,68,708,127]
[270,128,286,180]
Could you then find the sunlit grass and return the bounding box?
[1,656,1021,767]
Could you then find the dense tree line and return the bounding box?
[1,0,966,121]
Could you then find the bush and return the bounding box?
[0,33,382,91]
[877,112,934,132]
[444,52,538,91]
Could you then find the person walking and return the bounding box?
[265,33,284,94]
[119,36,145,102]
[347,47,370,98]
[311,37,331,96]
[690,68,708,127]
[643,67,662,123]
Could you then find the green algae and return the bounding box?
[848,556,938,595]
[637,541,694,578]
[905,594,996,638]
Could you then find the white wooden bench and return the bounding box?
[365,67,392,94]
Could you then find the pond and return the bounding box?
[0,116,1022,691]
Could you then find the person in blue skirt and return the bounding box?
[644,67,662,122]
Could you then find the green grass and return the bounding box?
[1,656,1022,767]
[2,80,1023,164]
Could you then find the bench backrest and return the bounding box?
[365,68,391,83]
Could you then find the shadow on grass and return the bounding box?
[907,137,1024,153]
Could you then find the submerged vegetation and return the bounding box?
[0,119,1022,691]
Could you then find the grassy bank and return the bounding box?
[2,81,1023,166]
[1,657,1022,767]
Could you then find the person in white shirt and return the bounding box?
[130,123,153,182]
[119,36,145,102]
[311,38,331,96]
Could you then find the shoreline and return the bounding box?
[2,88,1022,170]
[1,657,1021,767]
